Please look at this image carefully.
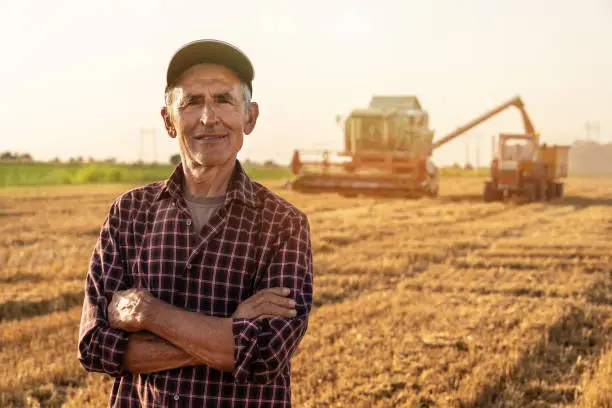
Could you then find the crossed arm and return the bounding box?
[77,201,313,382]
[109,287,297,374]
[122,331,194,374]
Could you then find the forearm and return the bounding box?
[123,332,198,374]
[78,323,130,376]
[144,301,235,372]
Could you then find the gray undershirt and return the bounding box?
[182,187,225,236]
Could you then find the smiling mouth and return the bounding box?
[193,134,228,142]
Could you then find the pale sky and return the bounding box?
[1,0,610,167]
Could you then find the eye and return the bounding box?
[216,94,232,104]
[178,97,200,111]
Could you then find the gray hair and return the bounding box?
[164,81,252,115]
[241,83,252,114]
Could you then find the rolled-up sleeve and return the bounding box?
[232,213,313,384]
[77,201,131,377]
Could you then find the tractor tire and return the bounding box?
[428,185,439,198]
[546,182,557,200]
[555,183,564,198]
[484,181,500,202]
[535,180,548,202]
[524,183,537,202]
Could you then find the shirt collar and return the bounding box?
[155,159,262,209]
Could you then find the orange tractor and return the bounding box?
[485,132,570,202]
[289,94,562,199]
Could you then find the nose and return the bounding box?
[200,103,219,126]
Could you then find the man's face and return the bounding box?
[162,64,258,169]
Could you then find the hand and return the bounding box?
[232,287,296,320]
[107,288,157,332]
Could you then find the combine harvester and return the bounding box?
[290,95,439,198]
[289,94,569,200]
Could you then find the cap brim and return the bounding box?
[166,39,254,94]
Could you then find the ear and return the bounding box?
[161,107,177,138]
[243,102,259,135]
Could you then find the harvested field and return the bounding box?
[1,175,611,407]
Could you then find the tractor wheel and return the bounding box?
[524,183,537,202]
[484,181,500,202]
[428,184,439,198]
[535,180,548,201]
[546,182,557,200]
[555,183,564,198]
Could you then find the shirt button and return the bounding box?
[185,219,192,226]
[173,395,179,401]
[187,264,193,270]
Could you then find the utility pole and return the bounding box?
[139,127,158,164]
[475,135,481,169]
[585,121,600,142]
[139,131,144,164]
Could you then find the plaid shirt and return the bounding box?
[77,160,313,407]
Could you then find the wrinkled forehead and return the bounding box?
[174,63,243,94]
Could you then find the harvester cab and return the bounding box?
[342,96,435,156]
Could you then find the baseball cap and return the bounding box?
[166,39,255,95]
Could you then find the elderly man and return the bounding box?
[77,39,313,407]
